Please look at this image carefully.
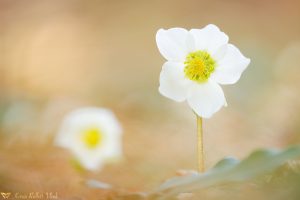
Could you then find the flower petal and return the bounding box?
[211,44,250,85]
[212,44,228,61]
[156,28,192,62]
[187,81,226,118]
[190,24,229,54]
[74,149,104,171]
[159,61,191,102]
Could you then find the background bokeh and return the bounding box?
[0,0,300,199]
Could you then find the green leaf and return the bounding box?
[149,145,300,199]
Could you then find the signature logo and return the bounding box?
[1,193,11,199]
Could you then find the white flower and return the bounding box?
[156,24,250,118]
[55,107,122,171]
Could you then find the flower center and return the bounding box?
[82,127,103,149]
[184,50,216,83]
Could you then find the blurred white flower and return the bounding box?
[156,24,250,118]
[55,107,122,171]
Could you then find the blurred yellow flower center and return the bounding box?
[82,128,103,149]
[184,50,216,83]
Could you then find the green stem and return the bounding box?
[197,115,204,173]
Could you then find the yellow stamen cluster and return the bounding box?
[82,127,103,149]
[184,50,216,83]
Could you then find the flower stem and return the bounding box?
[196,115,204,173]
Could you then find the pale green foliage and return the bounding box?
[149,145,300,199]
